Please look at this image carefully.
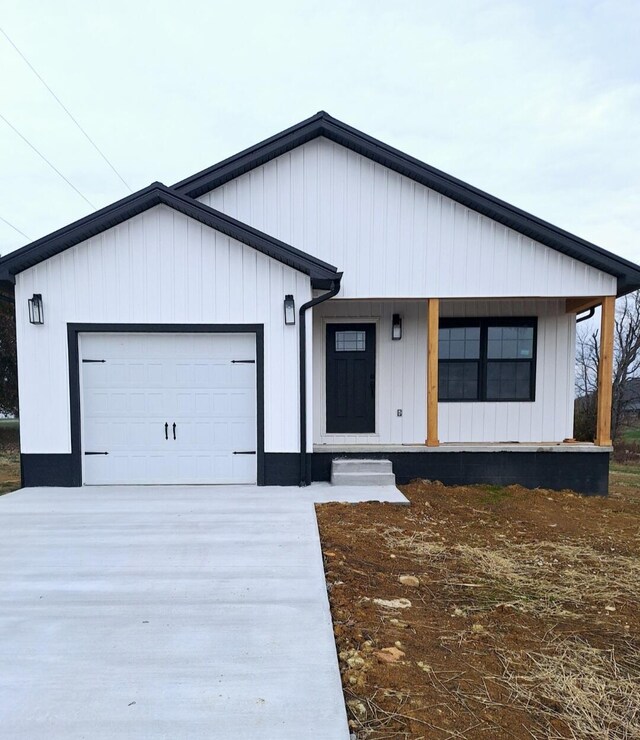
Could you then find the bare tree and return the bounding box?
[0,299,18,417]
[575,291,640,441]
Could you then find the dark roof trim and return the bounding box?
[0,182,340,289]
[174,111,640,296]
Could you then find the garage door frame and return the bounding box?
[67,323,265,486]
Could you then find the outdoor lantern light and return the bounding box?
[392,313,402,340]
[28,293,44,325]
[284,294,295,325]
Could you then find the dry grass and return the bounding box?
[498,636,640,739]
[380,528,640,619]
[0,451,20,495]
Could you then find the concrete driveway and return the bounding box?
[0,484,405,739]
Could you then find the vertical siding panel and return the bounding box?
[236,174,252,230]
[291,147,305,248]
[276,154,292,244]
[172,214,189,321]
[357,156,373,297]
[303,142,319,262]
[385,175,401,295]
[185,220,202,322]
[565,316,576,438]
[412,188,428,297]
[370,164,387,299]
[241,245,257,322]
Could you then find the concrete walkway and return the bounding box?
[0,484,406,739]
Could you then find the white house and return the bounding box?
[1,112,639,494]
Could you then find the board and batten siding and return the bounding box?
[15,205,310,455]
[200,137,616,300]
[313,299,574,445]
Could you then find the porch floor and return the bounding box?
[314,442,611,453]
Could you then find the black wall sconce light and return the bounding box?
[28,293,44,325]
[392,313,402,340]
[284,294,296,325]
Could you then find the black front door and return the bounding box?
[326,323,376,433]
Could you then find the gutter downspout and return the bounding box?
[299,276,342,486]
[576,307,596,323]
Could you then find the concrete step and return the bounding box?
[330,459,396,486]
[330,471,397,486]
[331,458,393,474]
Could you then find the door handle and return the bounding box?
[370,374,375,398]
[173,422,177,440]
[165,422,168,440]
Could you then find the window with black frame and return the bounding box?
[438,318,537,402]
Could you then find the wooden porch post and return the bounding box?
[426,298,440,446]
[595,295,616,446]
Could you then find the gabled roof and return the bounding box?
[0,182,340,290]
[174,111,640,296]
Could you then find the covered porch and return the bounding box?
[309,295,615,494]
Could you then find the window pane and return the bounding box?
[439,361,479,400]
[487,324,534,359]
[517,327,534,358]
[335,331,366,351]
[486,361,531,400]
[438,328,450,359]
[439,326,480,362]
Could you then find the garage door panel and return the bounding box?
[175,392,196,415]
[88,419,164,449]
[232,454,257,481]
[230,419,256,449]
[83,391,109,416]
[194,392,214,415]
[80,332,257,485]
[229,364,256,387]
[229,389,257,417]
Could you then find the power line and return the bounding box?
[0,214,30,240]
[0,26,132,192]
[0,112,96,208]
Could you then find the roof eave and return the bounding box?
[0,183,340,287]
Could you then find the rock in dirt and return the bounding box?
[373,597,412,609]
[347,699,367,722]
[347,655,365,669]
[375,647,405,663]
[389,618,410,627]
[398,575,420,587]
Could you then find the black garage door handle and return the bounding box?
[173,422,176,440]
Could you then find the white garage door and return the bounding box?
[80,333,257,485]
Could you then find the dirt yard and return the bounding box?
[0,422,19,495]
[317,468,640,739]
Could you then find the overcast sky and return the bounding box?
[1,0,639,264]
